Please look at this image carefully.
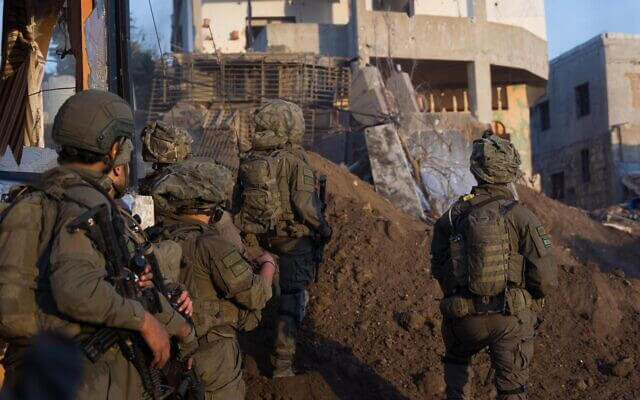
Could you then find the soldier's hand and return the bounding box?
[255,253,276,286]
[176,290,193,317]
[138,265,154,289]
[140,311,170,368]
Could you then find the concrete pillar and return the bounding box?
[467,60,492,124]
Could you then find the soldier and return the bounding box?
[139,121,193,195]
[234,99,332,378]
[0,90,192,399]
[431,132,558,400]
[150,159,275,399]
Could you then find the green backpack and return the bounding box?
[0,188,82,340]
[448,196,514,297]
[234,152,284,234]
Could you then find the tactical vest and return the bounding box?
[235,150,287,234]
[164,225,254,339]
[0,186,83,340]
[448,196,515,297]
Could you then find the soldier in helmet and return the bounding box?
[234,99,332,377]
[150,159,275,399]
[139,121,193,195]
[0,90,192,399]
[431,132,558,400]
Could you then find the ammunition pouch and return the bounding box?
[441,287,534,319]
[275,221,312,238]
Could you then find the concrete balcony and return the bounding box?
[358,11,548,81]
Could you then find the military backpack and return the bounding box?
[448,195,514,297]
[0,187,82,340]
[234,151,284,234]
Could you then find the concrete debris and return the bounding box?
[386,71,420,113]
[349,66,396,126]
[351,64,487,218]
[364,124,425,220]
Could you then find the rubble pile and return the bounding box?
[591,201,640,236]
[241,153,640,400]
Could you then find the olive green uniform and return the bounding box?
[247,146,326,371]
[3,166,187,399]
[158,214,272,399]
[431,184,557,400]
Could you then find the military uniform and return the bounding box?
[1,90,186,400]
[151,160,272,399]
[234,100,331,377]
[431,133,557,400]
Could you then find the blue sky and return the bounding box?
[545,0,640,58]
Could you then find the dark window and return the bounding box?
[373,0,412,13]
[575,82,590,118]
[539,100,550,130]
[581,149,590,183]
[551,172,565,200]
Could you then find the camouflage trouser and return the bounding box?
[194,334,245,400]
[274,251,314,365]
[442,309,536,400]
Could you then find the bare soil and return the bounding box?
[240,153,640,400]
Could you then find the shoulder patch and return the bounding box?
[222,250,251,277]
[222,250,242,268]
[536,226,546,236]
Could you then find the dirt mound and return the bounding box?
[240,153,640,400]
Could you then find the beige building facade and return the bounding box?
[531,33,640,210]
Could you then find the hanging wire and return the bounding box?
[147,0,176,130]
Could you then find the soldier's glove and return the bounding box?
[177,325,198,361]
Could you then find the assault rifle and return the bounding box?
[67,204,189,399]
[314,174,328,283]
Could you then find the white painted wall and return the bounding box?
[485,0,546,40]
[199,0,350,53]
[413,0,471,18]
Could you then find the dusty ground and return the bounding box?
[240,153,640,400]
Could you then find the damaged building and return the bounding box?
[531,33,640,210]
[172,0,549,184]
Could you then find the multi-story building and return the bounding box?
[531,33,640,210]
[172,0,548,179]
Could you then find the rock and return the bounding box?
[612,357,635,377]
[396,311,426,331]
[613,269,626,278]
[575,378,588,391]
[354,267,373,284]
[416,372,445,397]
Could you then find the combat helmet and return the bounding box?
[470,131,522,184]
[141,121,193,164]
[252,99,305,150]
[150,158,232,215]
[53,90,134,153]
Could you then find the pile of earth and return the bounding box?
[240,152,640,400]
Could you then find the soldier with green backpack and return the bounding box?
[431,132,558,400]
[234,99,332,378]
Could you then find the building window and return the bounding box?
[551,172,565,200]
[575,82,590,118]
[373,0,413,14]
[539,100,550,130]
[246,16,296,45]
[581,149,590,183]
